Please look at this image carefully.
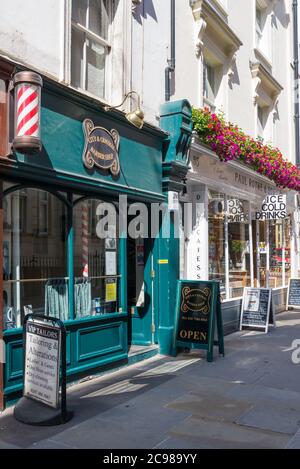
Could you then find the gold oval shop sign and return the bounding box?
[181,287,211,314]
[82,119,120,176]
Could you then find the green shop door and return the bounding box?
[127,236,157,346]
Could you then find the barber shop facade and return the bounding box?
[182,135,298,335]
[0,58,192,408]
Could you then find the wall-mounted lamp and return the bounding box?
[104,91,144,130]
[12,71,43,154]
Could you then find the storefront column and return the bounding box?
[249,206,254,287]
[224,197,230,299]
[291,197,299,278]
[282,220,286,287]
[0,181,4,410]
[266,221,270,288]
[159,99,193,355]
[255,221,260,287]
[186,185,208,280]
[67,194,74,319]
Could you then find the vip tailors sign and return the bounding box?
[256,194,286,220]
[24,321,61,408]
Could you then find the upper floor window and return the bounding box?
[255,3,271,60]
[71,0,112,99]
[256,8,263,49]
[257,105,268,141]
[203,60,216,111]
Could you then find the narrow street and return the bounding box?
[1,310,300,450]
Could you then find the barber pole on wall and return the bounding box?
[13,71,43,154]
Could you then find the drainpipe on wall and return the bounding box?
[165,0,175,101]
[293,0,300,168]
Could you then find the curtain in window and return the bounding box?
[74,277,92,318]
[44,278,69,321]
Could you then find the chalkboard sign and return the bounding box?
[240,288,276,333]
[173,280,224,362]
[287,278,300,309]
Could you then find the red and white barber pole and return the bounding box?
[13,71,43,154]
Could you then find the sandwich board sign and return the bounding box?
[287,278,300,309]
[24,320,61,408]
[173,280,224,362]
[14,314,72,426]
[240,288,276,333]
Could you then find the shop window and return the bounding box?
[2,188,68,330]
[258,220,268,288]
[71,0,112,98]
[228,198,251,298]
[208,191,226,298]
[73,198,119,318]
[269,220,283,288]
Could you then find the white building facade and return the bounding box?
[172,0,299,328]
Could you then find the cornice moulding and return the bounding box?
[190,0,242,58]
[250,61,283,102]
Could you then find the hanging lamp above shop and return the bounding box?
[104,91,144,130]
[12,70,43,154]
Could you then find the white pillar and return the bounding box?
[186,185,209,280]
[291,195,299,278]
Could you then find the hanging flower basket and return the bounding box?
[192,107,300,192]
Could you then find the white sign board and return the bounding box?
[240,288,276,333]
[24,321,61,408]
[255,195,286,220]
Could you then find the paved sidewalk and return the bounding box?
[1,310,300,449]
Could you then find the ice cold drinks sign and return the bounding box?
[24,321,61,408]
[256,194,286,220]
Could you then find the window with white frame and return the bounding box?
[203,60,216,110]
[256,7,263,49]
[71,0,112,98]
[255,3,271,59]
[257,105,267,140]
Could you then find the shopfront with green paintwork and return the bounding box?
[0,62,192,408]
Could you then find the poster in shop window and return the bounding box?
[240,287,276,333]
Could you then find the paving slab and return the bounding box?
[236,403,300,435]
[286,428,300,449]
[166,392,252,423]
[31,416,169,449]
[169,416,290,449]
[227,383,300,408]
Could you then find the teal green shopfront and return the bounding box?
[0,64,192,408]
